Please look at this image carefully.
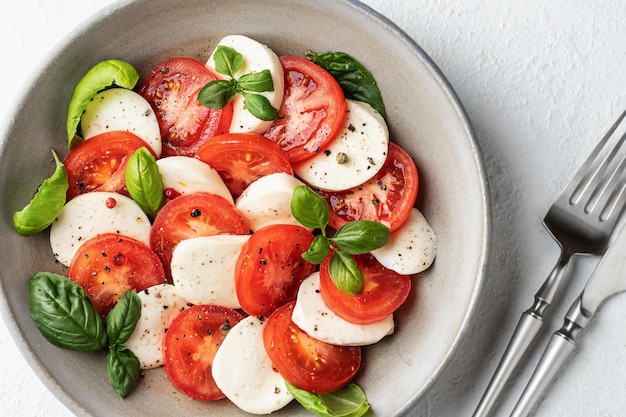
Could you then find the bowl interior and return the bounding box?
[0,0,489,416]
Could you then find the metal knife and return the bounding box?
[509,220,626,417]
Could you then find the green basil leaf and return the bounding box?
[286,382,370,417]
[106,290,141,346]
[302,235,331,264]
[125,147,165,217]
[28,272,106,352]
[107,345,140,398]
[213,45,243,78]
[242,92,280,121]
[306,50,386,120]
[13,149,68,237]
[331,220,390,254]
[329,251,364,295]
[198,79,237,109]
[291,185,330,230]
[238,69,275,92]
[67,60,139,148]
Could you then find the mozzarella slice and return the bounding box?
[235,172,306,232]
[50,192,151,266]
[170,235,250,308]
[294,99,389,191]
[206,35,284,134]
[212,315,293,414]
[156,156,233,204]
[80,88,162,156]
[123,283,189,369]
[371,207,437,275]
[292,272,394,346]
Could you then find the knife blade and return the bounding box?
[510,220,626,417]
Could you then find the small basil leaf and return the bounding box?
[213,45,243,78]
[13,149,68,237]
[306,50,386,120]
[286,381,370,417]
[106,290,142,346]
[125,147,165,217]
[291,186,330,230]
[302,235,331,264]
[242,92,280,121]
[198,79,237,109]
[107,345,140,398]
[67,60,139,148]
[331,220,390,254]
[238,69,275,92]
[28,272,106,352]
[329,251,364,295]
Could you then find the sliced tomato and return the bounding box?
[63,130,151,200]
[320,252,411,324]
[263,301,361,393]
[195,133,293,198]
[235,224,316,318]
[163,304,244,401]
[263,55,346,163]
[318,142,419,232]
[139,57,233,157]
[150,192,249,277]
[67,233,166,318]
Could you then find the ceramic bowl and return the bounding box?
[0,0,490,416]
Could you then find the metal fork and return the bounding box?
[473,110,626,417]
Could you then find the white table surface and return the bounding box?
[2,1,626,416]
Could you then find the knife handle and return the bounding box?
[509,331,576,417]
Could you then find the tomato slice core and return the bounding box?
[67,233,166,318]
[163,304,244,401]
[264,55,346,163]
[263,301,361,394]
[235,224,316,317]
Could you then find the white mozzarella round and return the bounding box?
[123,283,189,369]
[170,235,250,308]
[156,156,233,204]
[206,34,284,134]
[49,192,151,266]
[80,87,162,156]
[292,272,394,346]
[371,208,437,275]
[235,172,306,232]
[212,315,293,414]
[294,99,389,191]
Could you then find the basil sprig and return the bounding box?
[286,381,370,417]
[291,186,389,295]
[13,149,68,237]
[125,146,165,217]
[66,59,140,149]
[305,50,386,120]
[198,45,280,121]
[29,272,142,398]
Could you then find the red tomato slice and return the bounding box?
[235,224,316,318]
[63,131,151,200]
[264,55,346,163]
[318,142,419,232]
[195,133,293,198]
[320,253,411,324]
[263,301,361,393]
[150,192,250,278]
[67,233,166,318]
[163,304,244,401]
[139,57,233,157]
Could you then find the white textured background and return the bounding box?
[2,1,626,416]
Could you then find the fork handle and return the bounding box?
[509,332,576,417]
[472,312,543,417]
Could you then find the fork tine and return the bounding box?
[593,153,626,222]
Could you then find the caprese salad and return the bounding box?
[14,34,437,416]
